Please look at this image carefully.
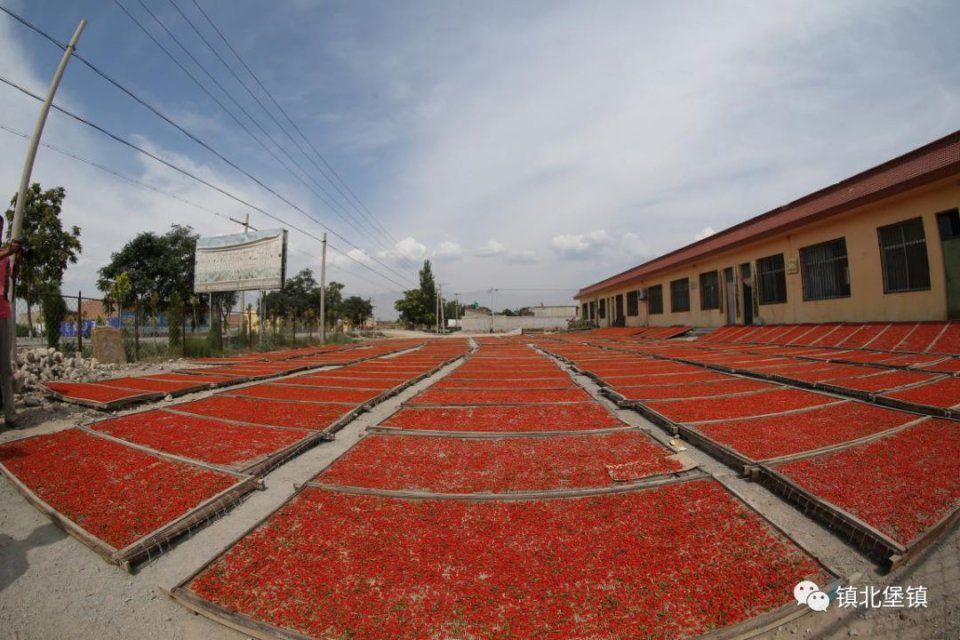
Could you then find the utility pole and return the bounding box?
[4,19,85,425]
[438,282,445,334]
[228,214,251,343]
[488,288,497,333]
[319,232,327,343]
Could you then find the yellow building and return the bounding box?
[576,131,960,327]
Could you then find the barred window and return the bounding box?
[800,238,850,300]
[757,253,787,304]
[670,278,690,312]
[648,285,663,314]
[598,298,606,319]
[626,290,639,316]
[878,218,930,293]
[699,271,720,310]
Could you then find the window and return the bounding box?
[937,209,960,240]
[878,218,930,293]
[626,290,639,316]
[757,253,787,304]
[581,303,588,319]
[648,285,663,314]
[670,278,690,312]
[800,238,850,300]
[589,301,596,320]
[598,298,606,319]
[699,271,720,310]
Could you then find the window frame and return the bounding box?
[647,284,663,315]
[626,290,639,316]
[799,237,851,301]
[877,217,931,294]
[698,270,720,310]
[670,278,690,312]
[756,253,787,305]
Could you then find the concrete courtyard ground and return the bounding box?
[0,336,957,639]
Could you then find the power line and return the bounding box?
[127,0,403,268]
[0,73,410,291]
[166,0,409,269]
[0,3,417,288]
[187,0,416,266]
[0,121,395,293]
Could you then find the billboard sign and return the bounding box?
[194,228,287,293]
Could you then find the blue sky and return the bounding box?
[1,0,958,318]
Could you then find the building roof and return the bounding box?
[576,130,960,299]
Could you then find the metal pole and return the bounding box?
[438,282,445,334]
[76,290,82,354]
[239,214,248,343]
[4,19,85,422]
[259,290,265,348]
[319,232,327,343]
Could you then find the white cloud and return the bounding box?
[694,226,717,241]
[476,239,506,257]
[434,241,462,258]
[550,229,612,258]
[393,236,427,260]
[476,238,536,263]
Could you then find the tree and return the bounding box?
[167,292,185,353]
[394,261,438,328]
[5,184,81,336]
[323,281,345,330]
[40,284,67,349]
[342,296,373,327]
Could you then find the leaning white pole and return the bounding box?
[319,232,327,344]
[4,19,86,424]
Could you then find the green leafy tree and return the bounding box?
[342,296,373,327]
[5,184,81,336]
[323,281,345,330]
[394,261,438,328]
[40,284,67,349]
[167,292,185,352]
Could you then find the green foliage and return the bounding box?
[206,311,222,352]
[5,184,81,333]
[342,295,373,326]
[16,323,31,337]
[40,285,67,349]
[167,292,185,352]
[394,261,438,328]
[97,224,198,314]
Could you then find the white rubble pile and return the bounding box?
[13,346,115,392]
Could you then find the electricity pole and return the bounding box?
[4,19,85,425]
[438,282,445,334]
[319,232,327,343]
[228,214,253,344]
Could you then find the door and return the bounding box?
[614,294,625,327]
[724,267,736,325]
[740,262,754,325]
[937,209,960,319]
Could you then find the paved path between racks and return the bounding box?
[0,354,465,640]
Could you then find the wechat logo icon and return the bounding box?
[795,580,830,612]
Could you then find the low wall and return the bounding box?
[461,315,572,333]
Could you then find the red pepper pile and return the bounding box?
[0,429,236,549]
[776,419,960,545]
[648,388,835,423]
[317,430,681,493]
[695,401,916,461]
[188,480,823,640]
[91,410,311,468]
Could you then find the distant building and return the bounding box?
[461,304,577,333]
[576,131,960,327]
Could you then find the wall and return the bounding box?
[460,314,573,333]
[579,178,960,327]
